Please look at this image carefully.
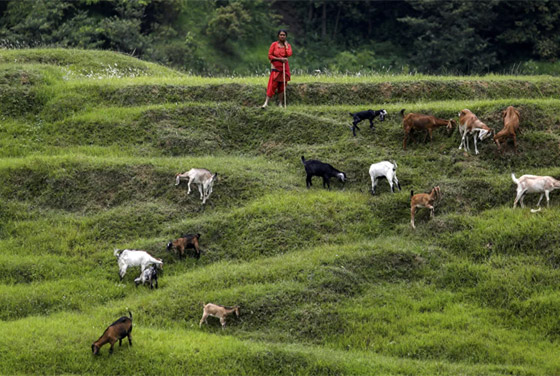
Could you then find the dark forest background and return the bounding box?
[1,0,559,75]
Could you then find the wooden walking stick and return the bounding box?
[283,62,287,109]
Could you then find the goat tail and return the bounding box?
[511,173,519,185]
[113,249,121,258]
[410,190,414,197]
[128,311,133,320]
[200,301,206,308]
[400,109,406,118]
[301,156,306,164]
[391,160,397,170]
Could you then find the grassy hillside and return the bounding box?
[2,48,560,375]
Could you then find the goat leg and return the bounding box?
[352,123,360,137]
[536,194,544,207]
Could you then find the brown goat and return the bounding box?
[199,303,240,329]
[410,186,441,229]
[166,233,201,260]
[401,109,455,150]
[494,106,520,153]
[92,311,133,355]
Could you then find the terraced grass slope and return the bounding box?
[2,49,560,375]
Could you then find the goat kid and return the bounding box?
[199,303,240,330]
[410,186,441,229]
[166,233,201,260]
[114,249,163,281]
[92,311,133,355]
[134,264,159,289]
[511,173,560,208]
[458,109,493,155]
[175,168,217,205]
[494,106,520,153]
[401,109,455,150]
[301,156,346,189]
[348,109,387,137]
[369,160,401,195]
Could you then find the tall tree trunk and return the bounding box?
[332,3,341,39]
[321,2,327,39]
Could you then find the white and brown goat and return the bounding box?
[494,106,520,153]
[410,186,441,229]
[458,109,493,155]
[199,303,240,330]
[175,168,217,205]
[91,311,133,355]
[401,109,455,150]
[511,173,560,208]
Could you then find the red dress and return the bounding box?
[266,41,292,97]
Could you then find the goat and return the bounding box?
[134,264,159,289]
[199,303,240,330]
[458,109,494,155]
[92,311,133,355]
[301,156,346,189]
[369,160,401,195]
[175,168,217,205]
[348,109,387,137]
[401,109,455,150]
[511,173,560,208]
[410,186,441,229]
[166,233,201,260]
[494,106,520,153]
[114,249,163,281]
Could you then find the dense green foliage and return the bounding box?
[2,48,560,374]
[1,0,560,74]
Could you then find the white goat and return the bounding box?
[511,173,560,208]
[114,249,163,281]
[369,160,401,195]
[175,168,217,205]
[199,303,240,329]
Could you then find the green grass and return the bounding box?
[2,48,560,375]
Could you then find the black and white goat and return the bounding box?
[369,160,401,195]
[175,168,217,205]
[301,156,346,189]
[134,264,159,289]
[349,109,387,137]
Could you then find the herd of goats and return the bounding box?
[92,105,560,355]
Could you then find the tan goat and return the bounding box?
[512,174,560,208]
[199,303,240,329]
[458,109,493,155]
[494,106,520,153]
[410,186,441,229]
[401,109,455,150]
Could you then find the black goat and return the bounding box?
[349,109,387,137]
[301,156,346,189]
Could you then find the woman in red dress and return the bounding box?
[262,30,292,108]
